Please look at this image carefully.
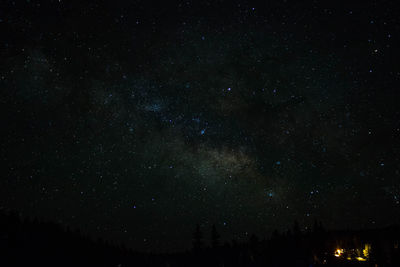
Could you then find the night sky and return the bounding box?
[1,0,400,252]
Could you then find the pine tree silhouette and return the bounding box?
[192,223,203,251]
[293,220,301,237]
[211,224,220,248]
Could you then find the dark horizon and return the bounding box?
[4,207,398,254]
[3,207,400,254]
[1,0,400,254]
[2,208,400,266]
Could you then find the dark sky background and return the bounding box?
[1,0,400,252]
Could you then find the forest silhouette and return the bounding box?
[1,209,399,267]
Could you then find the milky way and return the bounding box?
[1,0,400,251]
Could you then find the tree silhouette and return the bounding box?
[312,219,324,233]
[192,223,203,251]
[293,220,301,237]
[211,224,220,248]
[1,208,398,267]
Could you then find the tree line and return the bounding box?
[1,209,399,266]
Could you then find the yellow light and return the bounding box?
[363,243,371,259]
[356,257,367,261]
[334,249,343,257]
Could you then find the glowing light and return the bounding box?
[334,249,343,257]
[356,257,367,261]
[363,243,371,259]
